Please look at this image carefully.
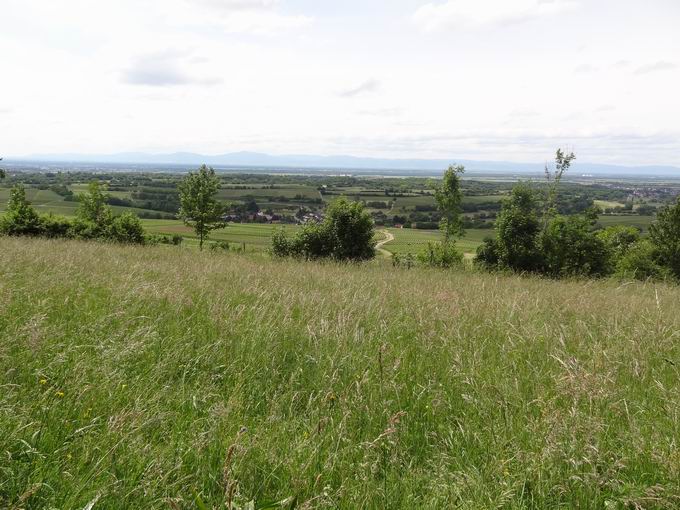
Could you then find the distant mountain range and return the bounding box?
[9,151,680,177]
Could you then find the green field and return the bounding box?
[384,228,490,256]
[0,188,160,217]
[597,215,656,232]
[2,237,679,508]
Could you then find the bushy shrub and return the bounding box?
[210,240,231,252]
[0,182,149,246]
[597,225,640,273]
[107,213,146,244]
[597,225,640,260]
[271,228,293,257]
[494,184,543,272]
[650,197,680,279]
[39,214,72,238]
[475,237,500,270]
[0,185,43,236]
[271,198,375,261]
[615,240,669,281]
[417,241,463,268]
[540,215,609,277]
[68,217,106,240]
[392,252,415,269]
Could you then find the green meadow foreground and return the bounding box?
[2,239,680,509]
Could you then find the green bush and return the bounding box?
[650,197,680,279]
[68,217,105,240]
[0,185,43,237]
[475,237,500,270]
[210,240,231,252]
[0,183,149,246]
[417,241,463,268]
[107,213,145,244]
[493,184,543,272]
[272,198,375,261]
[540,215,609,277]
[597,225,640,273]
[39,214,72,238]
[615,240,669,281]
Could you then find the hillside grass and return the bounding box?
[1,238,680,509]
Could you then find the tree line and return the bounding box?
[2,155,680,282]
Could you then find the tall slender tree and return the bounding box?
[543,148,576,225]
[434,164,465,243]
[178,165,226,250]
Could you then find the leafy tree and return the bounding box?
[0,185,42,236]
[649,197,680,279]
[39,214,72,238]
[0,157,5,180]
[324,197,375,261]
[493,184,543,272]
[475,237,500,270]
[616,240,668,281]
[108,212,146,244]
[434,165,465,242]
[540,214,609,277]
[178,165,226,250]
[597,225,640,270]
[272,197,375,261]
[77,181,114,228]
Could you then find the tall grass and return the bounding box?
[1,237,679,509]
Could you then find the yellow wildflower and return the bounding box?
[55,391,65,398]
[39,379,47,385]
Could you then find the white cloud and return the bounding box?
[172,0,312,35]
[338,79,381,98]
[414,0,579,31]
[574,64,598,74]
[634,61,677,75]
[123,51,222,87]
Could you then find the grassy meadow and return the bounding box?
[1,237,680,508]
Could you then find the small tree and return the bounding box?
[494,184,543,272]
[597,225,640,272]
[108,212,146,244]
[434,164,465,242]
[0,158,6,180]
[650,197,680,279]
[77,181,113,227]
[0,185,42,236]
[325,197,376,261]
[543,148,576,224]
[271,197,375,261]
[178,165,225,250]
[540,214,609,277]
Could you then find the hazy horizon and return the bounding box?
[2,0,679,166]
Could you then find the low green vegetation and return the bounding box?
[475,151,680,282]
[271,198,375,261]
[1,154,679,276]
[2,237,680,508]
[0,182,146,245]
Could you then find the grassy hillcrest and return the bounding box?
[1,238,680,508]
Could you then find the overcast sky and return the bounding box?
[1,0,679,165]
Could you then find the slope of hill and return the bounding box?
[1,238,679,508]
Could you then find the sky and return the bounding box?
[1,0,679,166]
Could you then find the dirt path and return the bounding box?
[376,229,395,258]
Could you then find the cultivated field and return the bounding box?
[1,238,679,508]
